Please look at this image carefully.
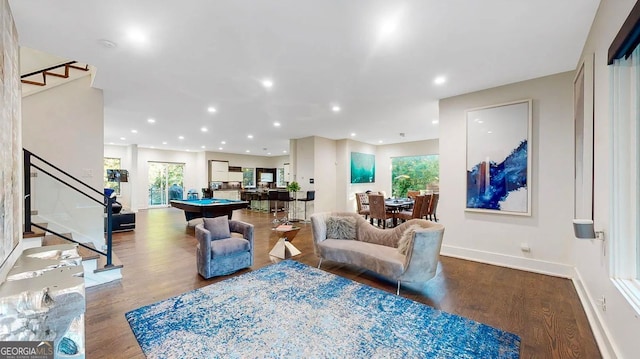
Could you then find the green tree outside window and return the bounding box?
[391,155,439,198]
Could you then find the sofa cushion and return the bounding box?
[318,239,405,279]
[211,237,250,257]
[397,224,426,255]
[326,216,357,240]
[203,216,231,240]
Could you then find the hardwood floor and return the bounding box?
[86,208,601,358]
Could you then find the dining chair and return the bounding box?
[356,192,370,219]
[420,193,433,220]
[426,193,439,222]
[406,190,420,200]
[396,195,425,223]
[368,194,394,228]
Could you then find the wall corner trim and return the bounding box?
[572,268,618,359]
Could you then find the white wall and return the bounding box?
[22,74,104,244]
[313,136,337,213]
[439,71,575,276]
[572,0,640,357]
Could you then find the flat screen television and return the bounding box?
[260,173,274,182]
[107,169,129,182]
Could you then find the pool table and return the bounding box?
[170,198,249,221]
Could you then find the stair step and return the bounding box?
[23,223,48,238]
[94,251,123,273]
[42,235,100,261]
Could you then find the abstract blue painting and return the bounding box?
[351,152,375,183]
[466,100,532,215]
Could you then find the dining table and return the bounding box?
[384,198,414,226]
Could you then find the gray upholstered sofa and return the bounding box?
[195,216,254,279]
[311,212,444,294]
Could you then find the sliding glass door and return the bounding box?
[148,162,184,206]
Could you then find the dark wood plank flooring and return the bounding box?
[86,208,601,358]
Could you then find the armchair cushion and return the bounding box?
[326,216,357,240]
[203,216,231,240]
[211,237,251,257]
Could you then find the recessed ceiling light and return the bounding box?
[201,145,206,149]
[378,140,383,143]
[350,133,356,137]
[488,130,493,134]
[186,149,191,152]
[245,150,250,153]
[261,79,273,89]
[120,137,126,141]
[207,106,217,113]
[267,152,271,155]
[273,122,281,127]
[201,127,208,132]
[434,76,446,85]
[131,129,138,133]
[221,141,226,145]
[379,18,398,40]
[332,105,341,112]
[127,27,147,44]
[109,142,114,145]
[218,147,223,150]
[147,118,156,123]
[283,150,287,153]
[162,141,167,145]
[149,146,155,149]
[432,119,439,124]
[178,136,185,140]
[247,134,254,139]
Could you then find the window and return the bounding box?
[104,157,121,194]
[609,2,640,314]
[391,155,439,198]
[276,168,286,188]
[242,167,255,188]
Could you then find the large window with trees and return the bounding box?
[243,167,255,188]
[391,155,439,198]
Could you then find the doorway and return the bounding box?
[148,162,185,206]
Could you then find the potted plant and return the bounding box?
[287,181,301,195]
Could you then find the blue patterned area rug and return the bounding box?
[126,260,520,358]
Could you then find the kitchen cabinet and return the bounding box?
[210,161,229,182]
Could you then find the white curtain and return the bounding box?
[611,45,640,282]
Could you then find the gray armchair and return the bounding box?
[195,216,254,279]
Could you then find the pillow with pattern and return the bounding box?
[326,216,357,240]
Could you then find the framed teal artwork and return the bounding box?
[350,152,375,184]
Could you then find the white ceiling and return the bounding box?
[9,0,600,156]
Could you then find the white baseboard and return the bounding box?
[441,244,574,278]
[572,269,617,359]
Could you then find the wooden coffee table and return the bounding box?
[269,225,301,259]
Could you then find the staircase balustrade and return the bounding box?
[23,148,114,268]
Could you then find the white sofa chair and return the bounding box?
[311,211,444,294]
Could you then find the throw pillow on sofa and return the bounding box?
[326,216,357,240]
[203,216,231,240]
[397,224,426,255]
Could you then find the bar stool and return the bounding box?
[297,190,315,223]
[268,190,280,223]
[277,190,294,224]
